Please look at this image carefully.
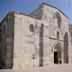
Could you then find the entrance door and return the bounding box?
[54,52,58,64]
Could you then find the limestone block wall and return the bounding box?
[13,12,55,69]
[69,25,72,63]
[5,13,14,68]
[13,5,71,68]
[0,3,71,69]
[1,12,14,68]
[13,13,45,69]
[0,24,2,66]
[41,4,72,64]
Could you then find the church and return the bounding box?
[0,3,72,69]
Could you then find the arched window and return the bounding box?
[54,12,61,28]
[29,24,34,32]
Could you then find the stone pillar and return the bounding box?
[62,48,64,64]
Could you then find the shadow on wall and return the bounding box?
[64,32,69,63]
[39,24,44,67]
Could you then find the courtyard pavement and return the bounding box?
[0,64,72,72]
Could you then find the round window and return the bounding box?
[29,24,34,32]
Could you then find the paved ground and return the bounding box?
[0,64,72,72]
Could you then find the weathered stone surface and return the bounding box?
[0,64,72,72]
[0,3,72,69]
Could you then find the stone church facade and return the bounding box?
[0,3,72,69]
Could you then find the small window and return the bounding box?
[32,54,35,59]
[71,33,72,45]
[29,24,34,32]
[57,31,59,40]
[3,25,6,33]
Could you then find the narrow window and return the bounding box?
[57,31,59,40]
[54,12,61,28]
[71,33,72,45]
[29,24,34,32]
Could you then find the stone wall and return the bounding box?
[41,4,71,64]
[69,25,72,63]
[0,12,14,69]
[13,13,43,69]
[0,3,72,69]
[29,3,72,64]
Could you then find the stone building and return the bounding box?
[0,3,72,69]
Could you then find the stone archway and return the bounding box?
[54,43,62,64]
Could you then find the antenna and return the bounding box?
[69,0,72,9]
[69,0,70,7]
[69,0,71,15]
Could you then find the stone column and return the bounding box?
[62,48,64,64]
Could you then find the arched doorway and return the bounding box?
[64,32,69,63]
[54,43,62,64]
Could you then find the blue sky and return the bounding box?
[0,0,72,24]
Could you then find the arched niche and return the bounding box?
[39,23,44,67]
[64,32,69,63]
[54,12,61,28]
